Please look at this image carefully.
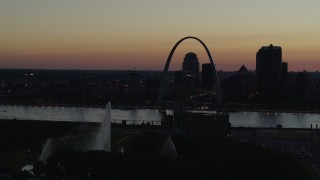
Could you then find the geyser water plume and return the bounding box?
[39,138,54,163]
[92,102,111,151]
[162,138,177,157]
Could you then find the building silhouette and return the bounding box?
[295,72,308,96]
[239,64,248,73]
[282,62,288,78]
[182,52,199,95]
[144,76,160,100]
[256,44,282,97]
[157,37,228,138]
[221,65,255,102]
[175,71,183,84]
[157,36,222,104]
[183,52,199,78]
[201,63,214,91]
[173,70,185,115]
[129,70,140,95]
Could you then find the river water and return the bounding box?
[1,105,320,128]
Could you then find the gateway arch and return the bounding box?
[157,36,222,104]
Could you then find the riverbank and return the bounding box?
[216,107,320,114]
[2,103,320,114]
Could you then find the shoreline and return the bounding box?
[0,118,316,131]
[216,108,320,114]
[1,103,320,114]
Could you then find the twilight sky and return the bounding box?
[1,0,320,71]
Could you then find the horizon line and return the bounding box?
[0,67,318,73]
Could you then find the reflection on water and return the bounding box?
[229,111,320,128]
[1,105,320,128]
[0,105,163,123]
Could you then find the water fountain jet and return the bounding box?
[162,138,177,157]
[92,102,111,151]
[39,138,54,163]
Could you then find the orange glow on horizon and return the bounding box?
[1,1,320,71]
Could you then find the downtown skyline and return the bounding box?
[1,0,320,71]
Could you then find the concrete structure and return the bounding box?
[158,36,228,138]
[157,36,221,104]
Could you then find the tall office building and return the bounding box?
[256,44,282,96]
[183,52,199,73]
[201,63,214,91]
[182,52,199,93]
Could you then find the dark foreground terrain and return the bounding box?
[0,120,318,180]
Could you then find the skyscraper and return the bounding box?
[256,44,282,96]
[182,52,199,93]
